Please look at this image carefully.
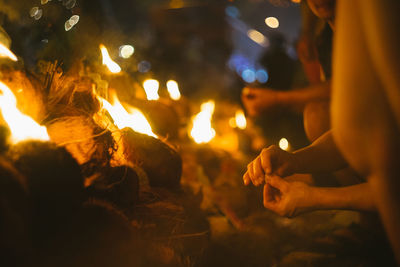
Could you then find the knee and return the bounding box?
[303,101,331,142]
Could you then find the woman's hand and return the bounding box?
[243,145,298,186]
[263,175,313,218]
[241,87,279,117]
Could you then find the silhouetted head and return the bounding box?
[307,0,336,21]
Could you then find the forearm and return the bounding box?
[292,131,347,173]
[276,80,331,109]
[307,182,376,212]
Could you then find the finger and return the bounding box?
[253,156,265,185]
[265,175,288,192]
[246,161,257,185]
[263,184,278,210]
[260,148,273,174]
[243,172,251,186]
[264,183,275,202]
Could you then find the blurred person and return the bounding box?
[244,0,400,263]
[242,0,335,142]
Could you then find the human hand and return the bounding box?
[243,145,297,186]
[241,87,279,117]
[263,175,313,218]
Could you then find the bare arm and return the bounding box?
[309,182,374,212]
[244,130,347,186]
[242,81,330,116]
[292,130,347,173]
[263,176,375,218]
[275,80,330,110]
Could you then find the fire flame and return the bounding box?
[229,110,247,129]
[166,80,181,100]
[143,79,160,100]
[0,43,17,61]
[99,93,157,138]
[0,82,49,143]
[100,44,121,74]
[190,100,216,144]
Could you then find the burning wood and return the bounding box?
[127,98,180,139]
[118,128,182,189]
[99,92,157,138]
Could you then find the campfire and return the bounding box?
[0,2,372,267]
[0,34,262,265]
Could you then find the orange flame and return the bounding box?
[0,43,17,61]
[100,44,121,74]
[229,109,246,129]
[166,80,181,100]
[143,79,160,100]
[99,93,157,138]
[190,100,216,144]
[0,82,49,143]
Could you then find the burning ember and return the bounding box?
[166,80,181,100]
[143,79,160,100]
[100,44,121,74]
[99,93,157,138]
[190,100,216,144]
[0,82,49,143]
[0,43,18,61]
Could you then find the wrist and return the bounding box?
[289,151,302,174]
[290,182,316,216]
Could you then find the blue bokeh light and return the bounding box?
[138,61,151,73]
[225,6,240,18]
[242,69,256,83]
[256,69,269,83]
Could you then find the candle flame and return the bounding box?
[143,79,159,100]
[0,82,49,143]
[166,80,181,100]
[100,44,121,74]
[190,100,216,144]
[0,43,17,61]
[99,93,157,138]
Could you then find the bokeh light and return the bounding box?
[119,45,135,59]
[242,69,256,83]
[247,29,269,47]
[279,138,289,151]
[138,61,151,73]
[265,17,279,28]
[256,69,269,83]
